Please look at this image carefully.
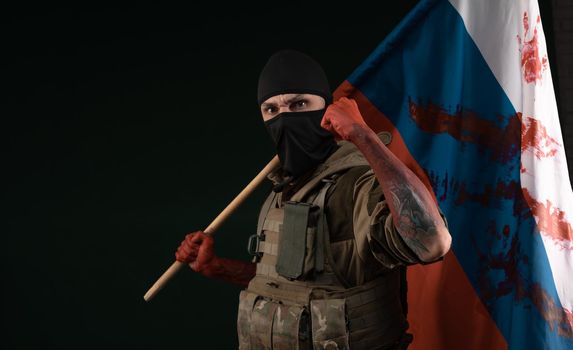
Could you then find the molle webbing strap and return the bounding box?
[257,241,278,256]
[255,263,341,286]
[253,229,278,257]
[276,201,312,279]
[248,275,314,306]
[256,190,278,236]
[314,177,336,273]
[256,262,279,278]
[260,252,277,266]
[262,213,282,234]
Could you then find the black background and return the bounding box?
[3,2,561,349]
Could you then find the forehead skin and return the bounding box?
[260,93,326,121]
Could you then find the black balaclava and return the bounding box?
[258,50,339,180]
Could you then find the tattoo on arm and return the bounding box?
[349,125,449,260]
[389,184,439,257]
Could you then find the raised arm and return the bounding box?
[321,97,451,262]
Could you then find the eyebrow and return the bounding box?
[283,94,305,105]
[261,94,305,109]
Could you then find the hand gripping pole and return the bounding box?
[143,155,280,302]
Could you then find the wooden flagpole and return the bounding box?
[143,155,280,302]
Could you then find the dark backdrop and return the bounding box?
[3,2,561,349]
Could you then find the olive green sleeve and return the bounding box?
[352,169,448,269]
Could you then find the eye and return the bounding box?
[291,100,308,110]
[263,105,278,115]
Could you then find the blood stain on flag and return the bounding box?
[522,188,573,249]
[529,284,573,338]
[408,98,521,163]
[454,180,520,209]
[474,224,573,338]
[521,116,560,160]
[517,12,548,84]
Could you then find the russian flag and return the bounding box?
[335,0,573,349]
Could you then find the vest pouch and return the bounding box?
[238,290,263,349]
[276,201,317,280]
[272,302,312,350]
[238,289,312,350]
[310,298,350,349]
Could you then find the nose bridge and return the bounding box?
[278,104,290,113]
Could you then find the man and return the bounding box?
[175,50,451,349]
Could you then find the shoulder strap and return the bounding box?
[248,189,278,261]
[290,153,369,202]
[312,173,353,288]
[313,175,338,273]
[256,189,277,236]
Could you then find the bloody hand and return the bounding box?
[175,230,256,287]
[321,97,369,141]
[175,231,217,276]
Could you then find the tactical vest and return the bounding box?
[238,138,411,350]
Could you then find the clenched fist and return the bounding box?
[174,230,256,286]
[175,231,216,275]
[321,97,369,141]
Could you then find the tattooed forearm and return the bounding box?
[350,125,451,262]
[389,186,440,257]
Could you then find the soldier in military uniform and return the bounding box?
[175,50,451,349]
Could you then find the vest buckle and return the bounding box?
[247,233,265,258]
